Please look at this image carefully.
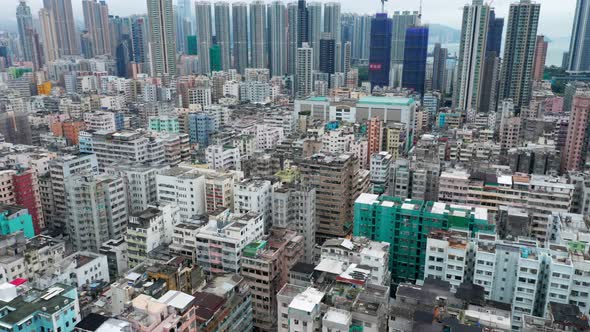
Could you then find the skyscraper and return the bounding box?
[131,16,149,65]
[499,0,541,110]
[319,34,336,75]
[296,43,313,98]
[369,13,393,90]
[307,2,322,71]
[324,2,341,43]
[268,1,287,77]
[453,0,491,112]
[250,1,267,68]
[402,26,429,96]
[232,2,249,74]
[297,0,308,47]
[390,11,419,87]
[39,8,59,63]
[16,1,34,63]
[43,0,80,56]
[487,10,504,55]
[82,0,111,56]
[288,2,299,75]
[147,0,176,76]
[352,15,372,60]
[568,0,590,73]
[479,9,504,113]
[533,35,548,81]
[214,2,231,71]
[195,1,212,75]
[175,6,191,54]
[432,43,448,92]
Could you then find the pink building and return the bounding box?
[367,118,382,167]
[543,96,564,113]
[533,35,548,81]
[562,93,590,172]
[122,291,196,332]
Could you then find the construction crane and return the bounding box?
[380,0,388,13]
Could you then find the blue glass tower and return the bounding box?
[369,13,393,89]
[486,10,504,55]
[402,26,429,96]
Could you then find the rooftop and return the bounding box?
[289,287,324,312]
[358,96,415,106]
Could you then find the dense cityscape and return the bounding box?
[0,0,588,331]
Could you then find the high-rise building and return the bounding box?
[268,1,287,77]
[479,10,504,114]
[533,35,548,81]
[296,43,313,98]
[369,13,393,90]
[287,2,298,75]
[432,43,447,92]
[82,0,111,56]
[402,26,429,96]
[352,14,372,61]
[367,118,382,165]
[562,91,590,172]
[454,0,491,112]
[487,11,504,55]
[147,0,176,76]
[324,2,341,43]
[43,0,80,56]
[568,0,590,73]
[39,8,59,63]
[307,2,322,71]
[175,5,191,54]
[0,111,32,145]
[65,174,129,252]
[297,0,308,47]
[319,34,335,75]
[232,2,248,74]
[131,16,149,65]
[214,2,231,71]
[195,1,212,75]
[301,153,369,243]
[250,1,267,68]
[390,11,419,87]
[16,1,38,68]
[499,0,541,111]
[354,194,493,284]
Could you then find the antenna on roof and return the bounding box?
[419,0,423,19]
[380,0,388,13]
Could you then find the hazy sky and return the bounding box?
[3,0,576,37]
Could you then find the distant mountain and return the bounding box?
[428,24,461,44]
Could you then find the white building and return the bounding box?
[296,43,313,98]
[83,111,117,132]
[240,81,271,104]
[37,251,109,289]
[126,203,179,268]
[287,287,324,332]
[205,144,241,171]
[243,124,285,151]
[424,229,472,291]
[85,131,166,170]
[234,179,273,233]
[370,151,392,194]
[223,80,240,98]
[156,167,206,221]
[195,211,264,274]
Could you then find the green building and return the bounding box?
[0,205,35,238]
[187,35,198,55]
[353,194,494,284]
[148,116,180,133]
[210,45,222,72]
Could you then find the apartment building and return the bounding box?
[205,144,241,171]
[370,151,392,194]
[302,153,370,242]
[240,229,304,330]
[272,182,317,264]
[234,179,274,233]
[195,210,264,274]
[354,193,493,284]
[438,170,574,242]
[64,174,128,252]
[126,204,179,268]
[156,167,206,220]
